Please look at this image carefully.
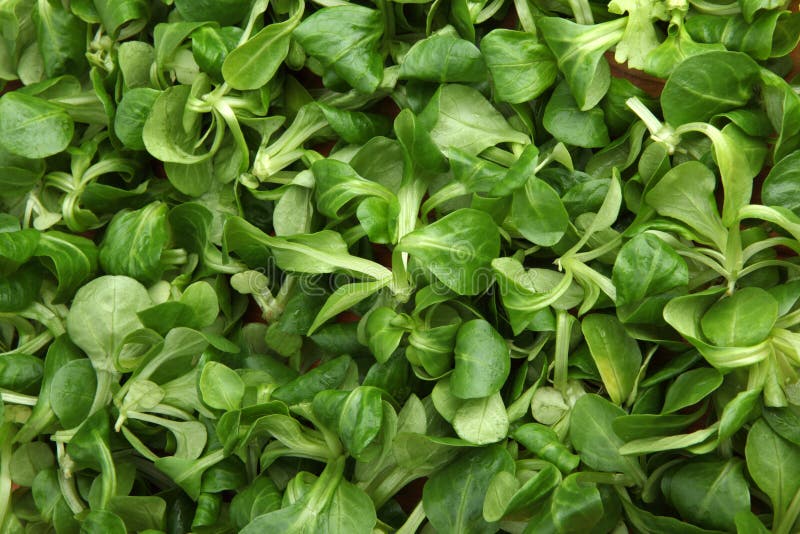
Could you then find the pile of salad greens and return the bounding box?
[4,0,800,532]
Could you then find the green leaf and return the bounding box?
[200,361,245,411]
[272,356,353,405]
[91,0,149,39]
[735,510,770,534]
[293,5,383,94]
[510,176,570,246]
[663,459,750,531]
[619,491,730,533]
[191,25,240,81]
[551,474,604,532]
[663,288,771,370]
[613,233,688,307]
[513,423,580,473]
[419,84,529,155]
[107,495,167,532]
[0,146,46,196]
[452,392,509,445]
[492,257,582,334]
[482,471,520,523]
[65,275,152,370]
[685,11,798,61]
[222,5,303,90]
[537,16,625,110]
[718,389,760,441]
[118,41,155,88]
[763,150,800,215]
[661,368,723,414]
[0,229,39,276]
[174,0,252,25]
[33,0,87,78]
[34,231,98,303]
[357,197,397,244]
[700,287,779,347]
[81,510,127,534]
[398,208,500,295]
[10,441,55,487]
[480,29,557,104]
[143,85,210,165]
[645,161,727,249]
[763,406,800,445]
[155,450,226,501]
[619,424,720,455]
[319,478,378,533]
[230,476,282,530]
[239,457,347,533]
[543,81,610,148]
[0,268,40,312]
[0,92,74,158]
[746,418,800,532]
[613,410,707,441]
[224,216,391,280]
[660,51,760,125]
[0,353,43,394]
[308,279,390,335]
[609,0,668,70]
[423,445,515,534]
[338,386,383,458]
[99,202,170,284]
[114,87,160,151]
[760,69,800,161]
[312,159,395,220]
[393,108,448,178]
[570,394,646,485]
[582,314,642,405]
[400,30,487,83]
[317,103,391,145]
[48,360,96,428]
[451,319,509,399]
[740,0,786,22]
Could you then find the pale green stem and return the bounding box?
[674,249,729,279]
[161,248,188,266]
[575,472,633,485]
[421,182,468,218]
[238,0,270,45]
[739,260,800,279]
[480,146,517,167]
[568,0,594,23]
[0,424,14,530]
[625,97,681,152]
[776,487,800,534]
[723,223,742,294]
[397,500,427,534]
[553,310,572,394]
[689,0,740,14]
[777,308,800,329]
[44,171,76,193]
[56,442,86,513]
[743,237,800,262]
[254,149,307,178]
[363,466,417,510]
[96,440,117,510]
[22,302,66,336]
[693,247,727,264]
[81,158,137,187]
[88,369,117,419]
[0,390,37,406]
[570,234,622,263]
[565,260,617,302]
[513,0,538,33]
